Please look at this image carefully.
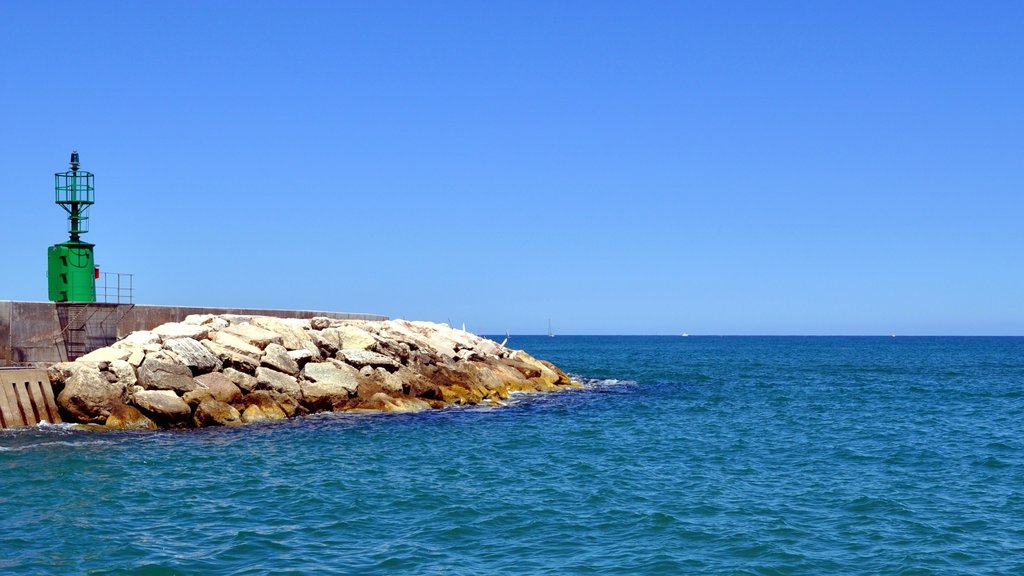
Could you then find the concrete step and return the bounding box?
[0,369,62,428]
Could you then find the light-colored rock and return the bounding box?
[261,343,300,375]
[152,323,210,341]
[222,367,258,393]
[193,399,241,427]
[251,317,313,351]
[121,331,161,346]
[46,362,77,386]
[287,348,316,366]
[456,349,486,362]
[222,322,282,350]
[255,367,300,398]
[181,388,215,407]
[164,337,222,374]
[130,390,191,424]
[138,351,196,393]
[317,328,346,353]
[474,338,503,357]
[182,314,216,326]
[334,326,377,350]
[310,316,332,330]
[109,359,137,387]
[220,314,254,325]
[78,346,132,363]
[337,349,401,371]
[105,403,158,430]
[192,372,243,403]
[56,365,126,424]
[373,367,404,394]
[127,348,146,367]
[302,361,360,392]
[355,368,405,400]
[201,340,260,374]
[383,320,457,361]
[301,340,323,359]
[299,361,360,410]
[210,330,263,357]
[182,314,228,330]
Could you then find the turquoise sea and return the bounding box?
[2,336,1022,575]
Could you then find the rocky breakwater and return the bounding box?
[46,315,577,430]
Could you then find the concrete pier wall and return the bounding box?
[0,301,387,367]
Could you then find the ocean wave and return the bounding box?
[578,377,638,388]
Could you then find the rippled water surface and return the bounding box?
[2,336,1023,574]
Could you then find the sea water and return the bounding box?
[1,336,1022,575]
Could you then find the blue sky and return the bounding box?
[2,1,1021,335]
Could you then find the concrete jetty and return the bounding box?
[0,301,387,367]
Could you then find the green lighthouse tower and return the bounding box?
[47,150,97,302]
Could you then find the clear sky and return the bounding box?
[2,1,1021,335]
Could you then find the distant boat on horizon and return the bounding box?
[548,319,554,338]
[681,333,689,337]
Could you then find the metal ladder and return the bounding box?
[57,303,92,361]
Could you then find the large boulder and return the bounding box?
[105,403,157,430]
[355,367,404,400]
[56,365,126,424]
[152,323,210,341]
[47,362,77,388]
[336,349,401,371]
[383,320,457,361]
[269,392,304,418]
[333,325,377,350]
[78,346,131,364]
[473,338,503,358]
[201,340,260,374]
[138,351,196,393]
[357,392,431,413]
[182,314,229,330]
[299,361,360,411]
[109,359,137,387]
[239,391,287,423]
[287,348,318,367]
[193,399,241,427]
[164,338,222,374]
[210,331,263,358]
[261,343,299,376]
[222,322,282,350]
[251,317,313,351]
[302,361,359,392]
[255,367,300,399]
[131,390,192,426]
[192,372,243,404]
[120,330,161,346]
[316,328,346,354]
[222,367,258,393]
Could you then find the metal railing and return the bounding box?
[100,272,134,304]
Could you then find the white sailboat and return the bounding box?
[548,319,554,338]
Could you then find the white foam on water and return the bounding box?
[35,421,79,430]
[579,377,638,388]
